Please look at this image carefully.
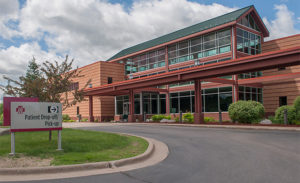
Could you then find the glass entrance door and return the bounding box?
[123,102,129,115]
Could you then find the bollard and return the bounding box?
[284,109,288,125]
[179,111,183,123]
[143,112,146,122]
[219,110,222,124]
[77,114,81,122]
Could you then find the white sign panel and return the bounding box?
[11,102,62,130]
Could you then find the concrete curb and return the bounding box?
[111,136,155,168]
[122,123,300,131]
[0,135,154,175]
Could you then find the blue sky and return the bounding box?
[0,0,300,102]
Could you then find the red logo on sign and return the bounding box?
[16,106,25,114]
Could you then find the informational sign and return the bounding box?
[10,102,62,132]
[3,97,39,126]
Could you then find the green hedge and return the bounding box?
[62,114,71,122]
[228,100,265,123]
[183,113,193,123]
[275,105,296,124]
[151,115,171,121]
[204,117,216,123]
[81,118,88,122]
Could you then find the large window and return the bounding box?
[170,87,233,113]
[115,93,166,115]
[202,87,232,112]
[237,13,261,32]
[123,48,165,75]
[238,86,263,103]
[168,28,231,65]
[170,91,195,113]
[237,28,261,55]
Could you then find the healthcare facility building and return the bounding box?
[63,5,300,123]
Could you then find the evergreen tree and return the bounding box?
[25,57,41,80]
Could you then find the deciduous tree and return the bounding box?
[0,56,91,110]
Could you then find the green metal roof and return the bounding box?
[107,5,253,61]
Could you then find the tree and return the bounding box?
[26,57,41,80]
[0,103,3,115]
[0,56,91,110]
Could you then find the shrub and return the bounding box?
[228,100,265,123]
[268,115,281,124]
[275,105,296,125]
[81,118,88,122]
[204,117,215,123]
[151,115,171,121]
[164,115,171,120]
[0,113,3,122]
[63,114,71,121]
[175,117,179,122]
[183,113,194,123]
[65,120,76,122]
[293,96,300,113]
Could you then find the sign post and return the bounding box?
[10,132,15,156]
[57,130,62,151]
[10,102,63,155]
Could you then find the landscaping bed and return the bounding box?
[0,129,148,167]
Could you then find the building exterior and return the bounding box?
[63,5,300,122]
[63,61,124,121]
[262,34,300,116]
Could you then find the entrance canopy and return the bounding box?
[85,47,300,96]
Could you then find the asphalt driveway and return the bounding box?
[10,124,300,183]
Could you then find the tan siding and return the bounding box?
[262,35,300,114]
[63,61,125,121]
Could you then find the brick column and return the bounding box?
[165,85,170,115]
[128,89,135,122]
[232,75,239,102]
[89,96,94,122]
[165,46,169,72]
[194,79,204,124]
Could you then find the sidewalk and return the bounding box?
[63,122,300,131]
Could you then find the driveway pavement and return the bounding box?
[8,123,300,183]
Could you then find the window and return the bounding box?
[238,13,261,32]
[77,106,80,115]
[279,96,287,106]
[69,82,79,91]
[168,28,231,66]
[124,48,166,75]
[108,77,113,84]
[236,28,261,55]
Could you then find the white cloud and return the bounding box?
[0,0,236,87]
[0,42,59,81]
[263,4,300,40]
[16,0,235,62]
[0,0,20,39]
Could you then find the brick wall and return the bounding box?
[262,34,300,115]
[63,61,125,121]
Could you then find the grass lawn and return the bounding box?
[0,129,148,166]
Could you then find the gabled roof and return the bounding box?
[107,5,255,61]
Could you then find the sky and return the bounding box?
[0,0,300,102]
